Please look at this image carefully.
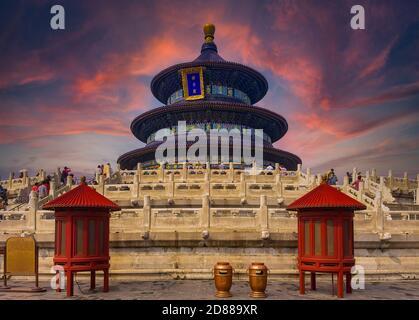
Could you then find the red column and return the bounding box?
[337,271,344,298]
[90,270,96,290]
[346,273,352,294]
[66,270,74,297]
[103,269,109,292]
[310,272,316,290]
[299,271,305,294]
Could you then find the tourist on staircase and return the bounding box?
[0,185,8,208]
[346,171,353,184]
[61,166,71,185]
[38,181,48,199]
[103,163,112,179]
[352,175,363,191]
[327,169,338,185]
[32,182,39,193]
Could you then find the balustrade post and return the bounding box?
[229,162,234,183]
[365,170,370,189]
[251,160,257,183]
[417,174,419,188]
[379,176,385,191]
[168,172,175,198]
[375,190,384,235]
[416,187,419,205]
[388,169,393,189]
[182,162,187,182]
[8,172,13,190]
[40,169,46,181]
[56,167,61,185]
[259,195,269,239]
[158,164,164,182]
[275,173,282,197]
[352,167,357,185]
[143,195,151,236]
[136,163,142,183]
[306,168,311,184]
[316,174,322,186]
[22,169,29,187]
[28,190,38,231]
[371,168,376,180]
[49,180,56,198]
[201,194,210,230]
[357,181,364,201]
[132,173,140,199]
[343,175,349,193]
[403,172,409,190]
[204,170,210,196]
[240,172,246,198]
[66,175,73,187]
[98,175,105,195]
[296,163,301,173]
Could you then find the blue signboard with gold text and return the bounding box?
[181,67,205,100]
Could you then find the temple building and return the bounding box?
[1,24,418,285]
[117,24,301,170]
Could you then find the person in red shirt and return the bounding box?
[352,175,363,190]
[32,182,39,192]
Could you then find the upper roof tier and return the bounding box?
[287,183,367,211]
[43,178,120,211]
[150,24,268,105]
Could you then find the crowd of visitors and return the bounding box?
[96,163,112,179]
[324,169,364,190]
[91,163,113,184]
[30,177,52,199]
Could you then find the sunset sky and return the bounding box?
[0,0,418,180]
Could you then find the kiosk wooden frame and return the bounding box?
[288,183,366,298]
[43,177,120,297]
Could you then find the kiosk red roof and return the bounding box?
[287,183,366,211]
[43,182,120,211]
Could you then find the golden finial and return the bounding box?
[203,23,215,43]
[80,176,86,184]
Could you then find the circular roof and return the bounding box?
[130,101,288,143]
[150,24,268,105]
[117,143,301,171]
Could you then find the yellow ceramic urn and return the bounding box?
[214,262,233,298]
[248,262,268,298]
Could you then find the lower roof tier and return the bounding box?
[117,142,302,171]
[131,101,288,144]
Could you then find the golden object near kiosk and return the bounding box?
[0,236,46,292]
[248,262,268,298]
[213,262,233,298]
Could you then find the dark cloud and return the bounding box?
[0,0,418,176]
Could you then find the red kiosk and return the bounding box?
[43,177,120,297]
[287,183,366,298]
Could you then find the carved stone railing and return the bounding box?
[3,200,419,239]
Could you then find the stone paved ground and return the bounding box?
[1,279,419,300]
